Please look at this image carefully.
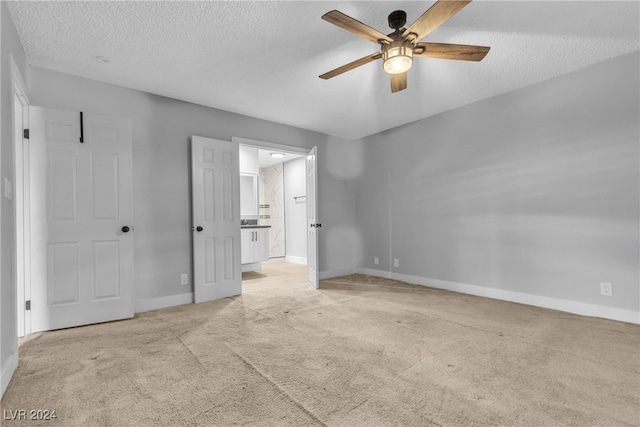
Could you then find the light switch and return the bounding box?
[4,177,12,200]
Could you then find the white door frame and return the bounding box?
[231,137,320,286]
[10,54,30,337]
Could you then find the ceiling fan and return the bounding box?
[319,0,490,93]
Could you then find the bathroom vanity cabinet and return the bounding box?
[241,226,270,272]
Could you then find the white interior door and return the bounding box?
[306,146,319,288]
[29,107,134,332]
[13,91,29,336]
[191,136,241,303]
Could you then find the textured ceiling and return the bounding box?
[7,1,639,140]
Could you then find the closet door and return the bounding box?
[29,107,134,332]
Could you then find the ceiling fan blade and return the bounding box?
[320,52,382,80]
[402,0,472,42]
[414,42,490,61]
[390,72,408,93]
[323,10,393,44]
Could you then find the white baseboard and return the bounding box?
[1,350,18,398]
[134,292,193,314]
[285,255,307,265]
[357,268,392,279]
[242,262,262,273]
[356,268,640,325]
[319,267,357,280]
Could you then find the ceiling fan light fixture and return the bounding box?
[320,1,489,93]
[382,41,414,75]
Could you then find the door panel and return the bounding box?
[191,136,241,303]
[30,106,134,332]
[203,168,215,222]
[223,237,235,280]
[307,146,319,288]
[48,150,78,221]
[223,170,234,221]
[91,153,119,220]
[46,120,76,142]
[92,240,120,299]
[203,237,216,284]
[48,242,79,305]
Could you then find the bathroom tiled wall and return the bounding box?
[259,163,285,258]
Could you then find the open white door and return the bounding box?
[306,146,320,288]
[29,107,134,332]
[13,89,29,336]
[191,136,241,303]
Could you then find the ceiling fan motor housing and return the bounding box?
[388,10,407,30]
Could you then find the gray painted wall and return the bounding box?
[1,1,28,386]
[356,52,639,312]
[28,66,359,302]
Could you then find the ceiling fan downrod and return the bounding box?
[387,10,407,31]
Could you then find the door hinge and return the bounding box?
[23,129,29,139]
[25,300,31,311]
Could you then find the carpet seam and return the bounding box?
[175,334,207,369]
[224,343,328,427]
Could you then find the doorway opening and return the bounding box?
[235,137,316,292]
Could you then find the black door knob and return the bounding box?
[121,226,130,233]
[196,226,203,232]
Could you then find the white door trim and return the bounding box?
[10,53,30,338]
[231,137,310,156]
[232,137,320,289]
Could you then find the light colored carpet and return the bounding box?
[1,274,638,426]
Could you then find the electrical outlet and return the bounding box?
[181,274,189,285]
[393,258,399,268]
[374,257,379,265]
[600,282,612,297]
